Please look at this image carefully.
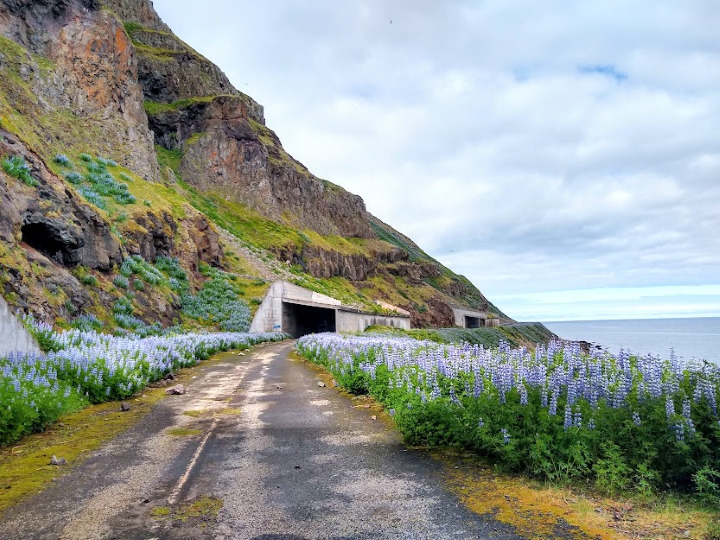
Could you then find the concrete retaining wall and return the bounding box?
[250,281,411,335]
[450,306,499,328]
[0,296,41,357]
[336,309,411,333]
[250,281,341,334]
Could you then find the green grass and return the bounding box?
[155,144,183,174]
[370,219,430,263]
[144,97,222,116]
[131,42,182,62]
[167,428,202,437]
[178,182,305,250]
[122,22,144,37]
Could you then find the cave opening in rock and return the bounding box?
[21,222,67,263]
[282,301,336,338]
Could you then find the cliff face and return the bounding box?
[115,1,372,238]
[0,0,508,328]
[0,0,158,180]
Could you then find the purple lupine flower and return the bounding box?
[501,428,510,444]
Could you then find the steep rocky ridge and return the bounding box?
[0,0,158,180]
[0,0,510,329]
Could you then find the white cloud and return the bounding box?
[153,0,720,320]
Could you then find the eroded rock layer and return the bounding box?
[0,0,508,327]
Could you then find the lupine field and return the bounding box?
[1,323,285,446]
[298,334,720,500]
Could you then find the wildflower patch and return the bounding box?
[297,334,720,500]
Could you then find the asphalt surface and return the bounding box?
[0,341,527,540]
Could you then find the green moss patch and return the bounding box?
[167,428,202,437]
[0,351,248,513]
[151,496,223,524]
[0,389,167,513]
[144,97,223,116]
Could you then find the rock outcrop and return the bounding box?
[0,0,509,328]
[0,132,122,271]
[0,0,159,180]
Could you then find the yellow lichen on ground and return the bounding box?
[0,389,166,513]
[183,407,241,418]
[0,350,246,514]
[438,451,715,540]
[150,496,223,526]
[167,428,203,437]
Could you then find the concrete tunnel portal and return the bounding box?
[249,281,412,337]
[282,301,336,338]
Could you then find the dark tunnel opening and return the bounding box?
[465,315,483,329]
[21,222,69,264]
[282,302,336,338]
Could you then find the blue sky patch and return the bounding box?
[580,64,628,82]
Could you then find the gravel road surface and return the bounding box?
[0,340,527,540]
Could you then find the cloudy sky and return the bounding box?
[153,0,719,322]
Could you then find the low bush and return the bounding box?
[2,155,38,187]
[53,154,71,166]
[113,275,129,289]
[181,274,251,332]
[1,324,286,445]
[298,334,720,499]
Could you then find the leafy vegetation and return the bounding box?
[298,334,720,503]
[366,323,555,350]
[181,263,251,331]
[1,322,285,446]
[143,96,220,116]
[1,155,38,187]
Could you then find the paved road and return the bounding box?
[0,341,525,540]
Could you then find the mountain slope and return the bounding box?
[0,0,509,330]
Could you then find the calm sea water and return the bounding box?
[542,317,720,363]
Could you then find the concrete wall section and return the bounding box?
[249,281,285,333]
[0,296,41,357]
[250,281,342,334]
[250,280,412,335]
[336,309,411,333]
[451,306,494,328]
[279,281,341,307]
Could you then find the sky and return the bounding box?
[152,0,720,322]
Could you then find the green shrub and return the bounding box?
[156,256,188,281]
[113,275,129,289]
[54,154,71,166]
[694,467,720,506]
[181,274,251,331]
[112,296,133,315]
[70,314,103,331]
[80,274,98,286]
[77,186,107,209]
[114,192,136,205]
[96,156,116,167]
[65,172,83,184]
[2,155,38,187]
[298,335,720,500]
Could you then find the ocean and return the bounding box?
[542,317,720,363]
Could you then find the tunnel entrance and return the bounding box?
[282,301,336,338]
[21,222,72,265]
[464,315,483,329]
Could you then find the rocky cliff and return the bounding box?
[0,0,508,329]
